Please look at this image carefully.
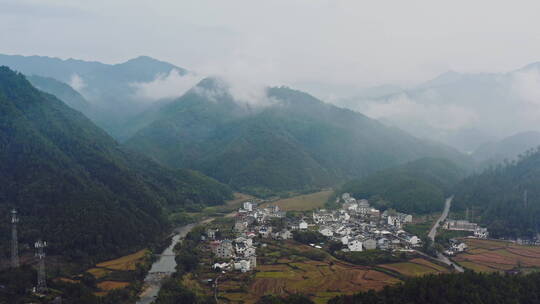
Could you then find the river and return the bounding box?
[136,223,197,304]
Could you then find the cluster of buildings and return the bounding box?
[444,219,489,239]
[312,193,420,252]
[209,201,287,273]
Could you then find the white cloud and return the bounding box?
[69,73,86,91]
[512,67,540,105]
[131,69,203,102]
[362,94,477,131]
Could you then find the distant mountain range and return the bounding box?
[334,63,540,153]
[472,131,540,167]
[0,67,231,261]
[125,78,470,196]
[0,54,189,139]
[0,53,475,196]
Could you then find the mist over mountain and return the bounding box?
[0,54,201,140]
[473,131,540,167]
[332,63,540,152]
[125,77,470,196]
[0,67,231,261]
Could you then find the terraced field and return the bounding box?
[215,241,452,303]
[378,258,448,277]
[260,190,333,211]
[454,239,540,273]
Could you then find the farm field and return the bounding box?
[96,249,148,271]
[454,238,540,273]
[378,258,449,277]
[261,190,333,211]
[206,241,455,303]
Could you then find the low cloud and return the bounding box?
[131,69,203,102]
[512,67,540,106]
[361,94,477,131]
[69,73,86,92]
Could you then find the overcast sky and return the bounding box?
[2,0,540,89]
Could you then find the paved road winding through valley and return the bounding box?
[428,196,464,272]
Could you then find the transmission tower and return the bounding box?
[11,209,19,268]
[35,240,47,293]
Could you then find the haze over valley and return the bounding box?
[2,1,540,303]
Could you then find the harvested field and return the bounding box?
[96,249,148,271]
[455,239,540,272]
[87,267,112,279]
[379,259,445,277]
[97,281,130,291]
[261,190,333,211]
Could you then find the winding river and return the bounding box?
[136,223,197,304]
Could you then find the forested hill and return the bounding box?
[453,147,540,238]
[26,74,92,116]
[0,67,231,262]
[338,158,466,213]
[125,78,470,197]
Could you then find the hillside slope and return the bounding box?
[126,79,470,196]
[338,158,466,213]
[0,67,231,261]
[454,147,540,238]
[473,131,540,167]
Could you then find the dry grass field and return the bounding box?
[97,281,130,291]
[261,190,333,211]
[379,258,448,277]
[96,249,148,271]
[454,238,540,273]
[86,267,112,279]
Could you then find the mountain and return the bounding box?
[26,75,92,114]
[338,158,466,213]
[473,131,540,166]
[336,63,540,153]
[0,67,231,262]
[125,78,470,197]
[0,54,189,139]
[453,147,540,238]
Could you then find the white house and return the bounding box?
[341,236,349,245]
[348,240,363,252]
[243,247,256,257]
[452,242,468,252]
[243,202,253,211]
[474,227,489,239]
[319,227,333,237]
[299,220,308,230]
[364,239,377,250]
[407,236,420,246]
[233,259,251,272]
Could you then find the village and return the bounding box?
[200,193,434,274]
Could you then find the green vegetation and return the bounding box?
[0,67,232,266]
[292,230,326,245]
[454,147,540,238]
[125,79,470,196]
[334,250,408,266]
[338,158,466,214]
[328,271,540,304]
